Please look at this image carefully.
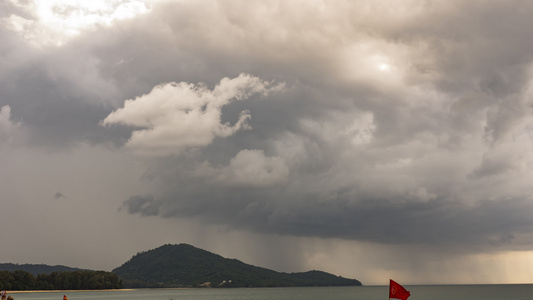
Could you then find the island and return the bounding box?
[113,243,362,288]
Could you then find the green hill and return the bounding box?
[112,244,362,288]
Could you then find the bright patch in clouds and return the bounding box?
[379,63,390,71]
[5,0,155,45]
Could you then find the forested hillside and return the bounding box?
[113,244,362,288]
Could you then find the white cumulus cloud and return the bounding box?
[102,74,284,156]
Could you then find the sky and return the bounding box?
[2,0,533,285]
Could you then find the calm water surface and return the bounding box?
[10,285,533,300]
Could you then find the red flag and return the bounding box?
[389,279,410,300]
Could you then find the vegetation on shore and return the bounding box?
[0,270,122,291]
[0,263,83,276]
[113,243,362,288]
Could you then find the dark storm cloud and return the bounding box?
[91,1,533,254]
[106,0,533,254]
[5,0,533,262]
[121,195,159,216]
[123,174,533,249]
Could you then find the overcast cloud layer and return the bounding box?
[2,0,533,284]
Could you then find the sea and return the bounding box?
[8,285,533,300]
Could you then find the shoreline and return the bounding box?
[9,289,136,294]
